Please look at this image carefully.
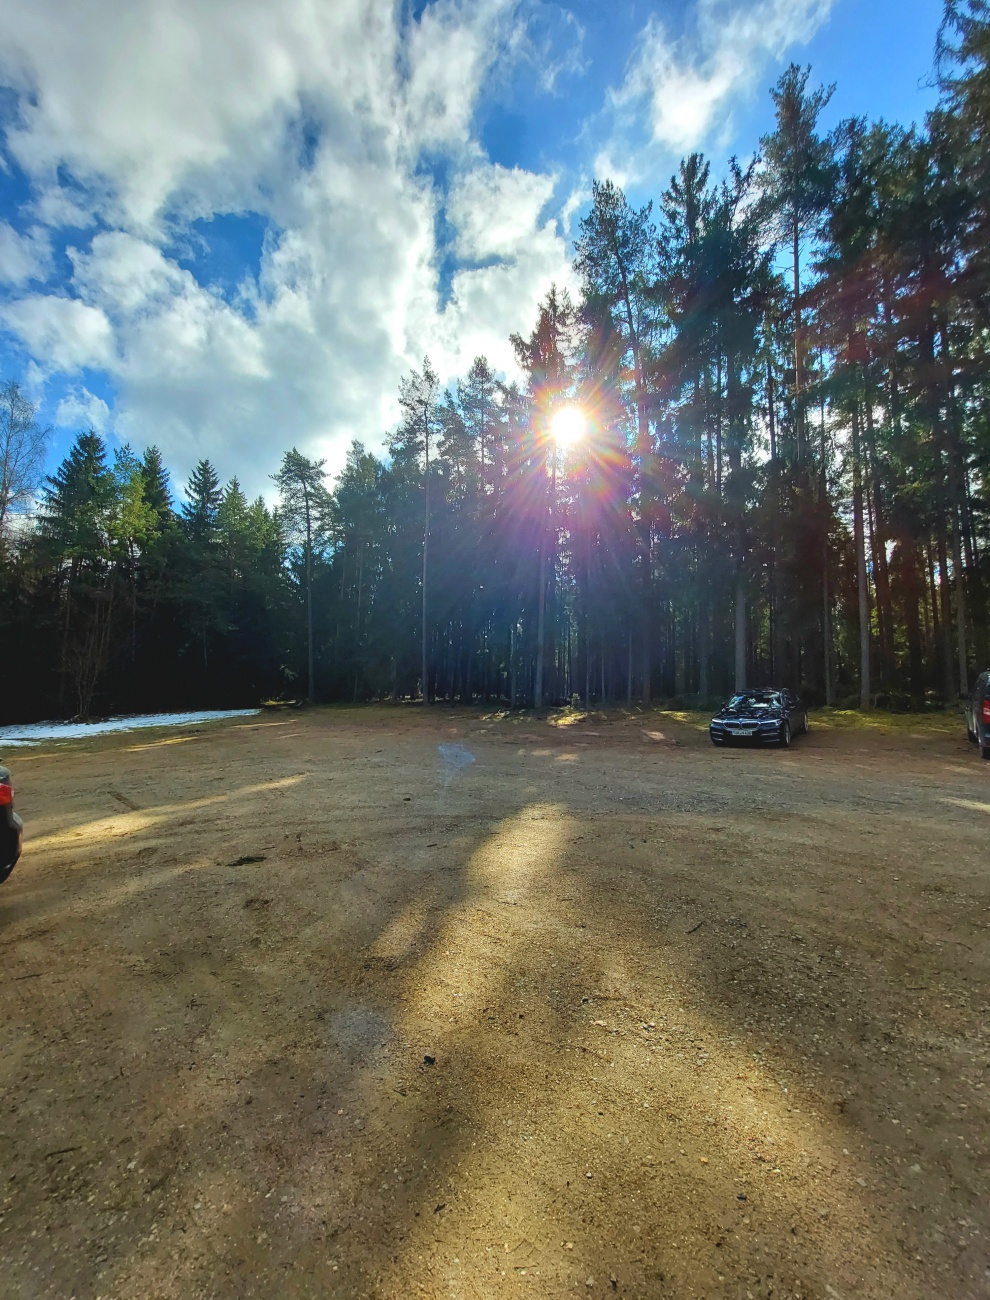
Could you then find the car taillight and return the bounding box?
[0,783,11,806]
[982,701,990,723]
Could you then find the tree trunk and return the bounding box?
[510,622,518,709]
[792,209,803,462]
[938,323,969,696]
[734,565,746,692]
[852,402,871,709]
[421,425,430,703]
[767,365,782,683]
[698,602,709,701]
[535,524,547,711]
[822,539,834,706]
[352,540,364,703]
[936,526,955,703]
[305,509,314,705]
[863,402,894,687]
[925,541,939,676]
[902,544,925,698]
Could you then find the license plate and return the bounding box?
[731,727,756,735]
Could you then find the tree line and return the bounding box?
[1,1,988,721]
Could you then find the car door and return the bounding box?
[791,693,806,733]
[968,674,980,735]
[783,690,802,733]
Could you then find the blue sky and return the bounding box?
[0,0,945,499]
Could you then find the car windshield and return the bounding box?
[727,694,780,710]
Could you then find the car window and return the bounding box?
[728,693,780,709]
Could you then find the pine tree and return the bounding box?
[394,358,440,702]
[575,184,659,700]
[181,459,223,542]
[140,446,174,522]
[760,64,836,460]
[274,449,330,704]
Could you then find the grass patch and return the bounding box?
[812,707,961,735]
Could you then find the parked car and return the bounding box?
[0,765,22,884]
[965,670,990,759]
[710,688,809,748]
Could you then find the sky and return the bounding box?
[0,0,945,500]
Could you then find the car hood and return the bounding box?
[716,707,784,721]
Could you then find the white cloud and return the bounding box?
[28,186,95,230]
[0,222,52,287]
[0,0,576,495]
[599,0,834,180]
[403,0,518,153]
[0,0,392,233]
[448,164,555,260]
[54,387,111,433]
[532,8,588,95]
[0,295,115,371]
[440,162,574,375]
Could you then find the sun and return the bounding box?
[550,405,586,448]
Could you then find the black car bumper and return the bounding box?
[710,725,785,745]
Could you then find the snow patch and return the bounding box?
[0,709,260,748]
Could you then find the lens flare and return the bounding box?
[550,406,586,448]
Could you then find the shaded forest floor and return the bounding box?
[1,705,988,1298]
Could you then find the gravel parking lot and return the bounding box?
[1,705,987,1298]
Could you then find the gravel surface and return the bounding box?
[0,705,987,1298]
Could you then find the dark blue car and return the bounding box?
[710,689,809,748]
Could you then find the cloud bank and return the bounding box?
[0,0,573,492]
[0,0,836,495]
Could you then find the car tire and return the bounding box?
[802,712,809,735]
[780,722,791,748]
[981,743,990,761]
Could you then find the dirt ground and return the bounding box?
[1,705,988,1299]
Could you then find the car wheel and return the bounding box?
[802,712,809,735]
[981,743,990,761]
[780,721,791,748]
[968,718,978,742]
